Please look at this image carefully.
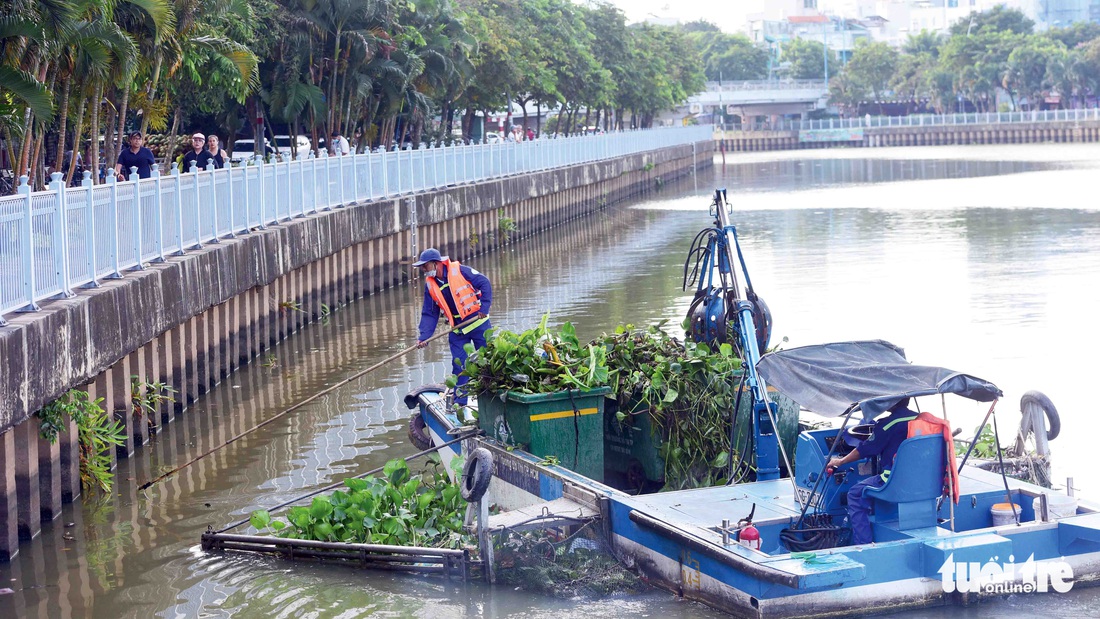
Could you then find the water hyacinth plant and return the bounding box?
[461,313,609,395]
[250,456,473,549]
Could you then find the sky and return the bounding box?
[603,0,765,33]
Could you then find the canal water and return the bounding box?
[3,143,1100,618]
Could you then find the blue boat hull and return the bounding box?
[405,387,1100,618]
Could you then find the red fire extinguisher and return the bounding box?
[737,503,761,550]
[738,524,761,550]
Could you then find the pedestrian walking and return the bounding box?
[413,248,492,408]
[206,135,229,168]
[114,131,156,180]
[181,133,213,172]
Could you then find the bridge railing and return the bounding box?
[704,80,828,91]
[0,126,711,323]
[720,108,1100,132]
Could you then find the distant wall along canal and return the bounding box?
[3,142,1099,619]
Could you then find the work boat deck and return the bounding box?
[407,387,1100,618]
[601,462,1100,618]
[474,432,1100,619]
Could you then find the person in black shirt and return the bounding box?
[114,131,156,180]
[180,133,213,172]
[206,135,229,168]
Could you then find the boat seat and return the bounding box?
[865,434,946,531]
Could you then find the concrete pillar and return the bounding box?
[0,429,18,560]
[109,360,135,458]
[36,428,61,522]
[130,350,148,445]
[92,373,116,475]
[14,418,40,540]
[58,387,80,503]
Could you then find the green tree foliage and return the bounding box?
[1,0,707,191]
[691,32,769,82]
[843,40,898,112]
[781,38,836,80]
[948,5,1034,37]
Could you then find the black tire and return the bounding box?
[461,447,493,503]
[1020,390,1060,441]
[752,294,773,353]
[403,383,448,410]
[407,413,433,451]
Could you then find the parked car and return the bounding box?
[272,135,311,160]
[483,132,502,144]
[230,138,274,164]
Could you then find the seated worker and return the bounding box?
[827,398,919,545]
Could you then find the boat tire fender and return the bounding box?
[1020,390,1060,441]
[407,413,433,451]
[462,447,493,503]
[403,383,448,410]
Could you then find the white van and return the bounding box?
[273,135,311,160]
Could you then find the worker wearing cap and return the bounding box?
[413,248,492,406]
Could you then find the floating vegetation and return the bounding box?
[249,457,474,549]
[494,523,646,598]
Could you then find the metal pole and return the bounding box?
[110,174,122,276]
[191,161,202,249]
[50,172,74,296]
[206,161,219,243]
[172,167,184,255]
[82,171,99,283]
[152,164,164,261]
[18,176,40,310]
[226,164,236,237]
[130,167,145,267]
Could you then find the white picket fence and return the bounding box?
[0,126,711,324]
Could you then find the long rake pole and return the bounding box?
[139,316,480,491]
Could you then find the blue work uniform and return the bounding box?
[417,264,492,406]
[845,407,919,544]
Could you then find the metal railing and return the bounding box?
[720,107,1100,132]
[703,80,828,92]
[0,126,711,323]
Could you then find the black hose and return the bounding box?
[780,513,849,552]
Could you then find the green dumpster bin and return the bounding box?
[478,387,611,481]
[604,381,800,489]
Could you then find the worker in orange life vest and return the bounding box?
[413,248,492,406]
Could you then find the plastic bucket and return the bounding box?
[991,502,1021,526]
[1034,494,1078,520]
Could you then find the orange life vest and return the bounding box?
[425,260,481,327]
[907,412,960,504]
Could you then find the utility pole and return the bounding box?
[823,19,829,84]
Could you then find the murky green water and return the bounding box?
[4,143,1100,618]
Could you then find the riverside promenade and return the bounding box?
[0,126,713,560]
[718,109,1100,151]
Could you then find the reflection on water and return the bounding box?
[718,158,1062,193]
[3,144,1100,619]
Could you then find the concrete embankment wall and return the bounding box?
[719,121,1100,152]
[0,141,712,560]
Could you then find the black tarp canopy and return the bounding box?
[756,340,1003,420]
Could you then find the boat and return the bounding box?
[402,190,1099,617]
